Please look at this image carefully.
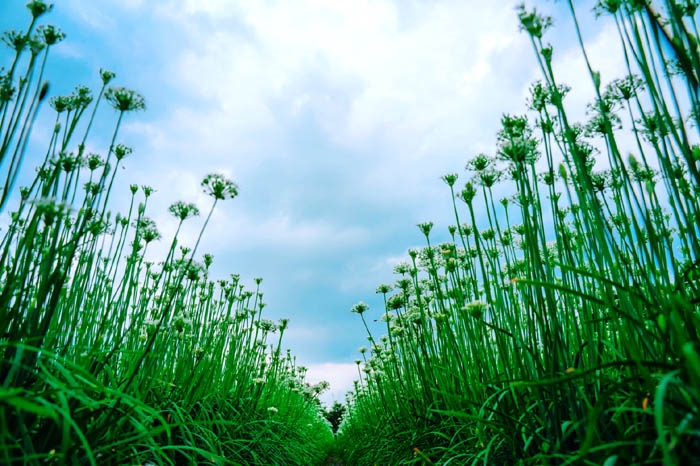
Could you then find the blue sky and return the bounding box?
[0,0,620,404]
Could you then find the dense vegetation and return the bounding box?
[0,2,333,465]
[338,1,700,465]
[2,0,700,465]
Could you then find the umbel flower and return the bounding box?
[100,68,116,85]
[517,5,553,39]
[458,181,477,204]
[417,221,433,238]
[114,144,132,160]
[464,300,488,320]
[50,86,92,114]
[104,86,146,112]
[441,173,458,187]
[135,217,160,243]
[26,1,52,19]
[2,31,28,53]
[201,174,239,200]
[0,72,15,103]
[350,302,369,315]
[467,153,492,172]
[169,201,200,221]
[38,24,65,46]
[497,114,539,165]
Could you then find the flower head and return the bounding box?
[104,86,146,112]
[467,153,492,172]
[26,1,52,19]
[375,283,393,294]
[38,25,65,46]
[441,173,458,187]
[114,143,132,160]
[477,168,501,188]
[350,302,369,315]
[278,318,289,331]
[464,300,488,320]
[2,31,28,53]
[201,173,239,200]
[497,114,539,165]
[100,68,116,85]
[417,221,434,238]
[458,182,477,204]
[517,5,553,39]
[135,217,160,243]
[0,71,15,103]
[605,74,644,102]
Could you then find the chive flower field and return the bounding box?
[0,2,333,465]
[2,1,700,465]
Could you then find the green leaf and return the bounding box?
[1,392,58,421]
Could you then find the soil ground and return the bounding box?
[323,453,344,465]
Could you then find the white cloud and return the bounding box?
[120,0,145,9]
[144,0,532,167]
[336,251,416,294]
[63,1,116,31]
[201,209,372,254]
[305,362,359,407]
[97,1,557,234]
[129,173,372,266]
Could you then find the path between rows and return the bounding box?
[323,453,344,465]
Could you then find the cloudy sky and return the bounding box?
[0,0,620,404]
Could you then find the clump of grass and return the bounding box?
[0,3,333,465]
[338,1,700,465]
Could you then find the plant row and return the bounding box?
[0,3,333,465]
[338,2,700,464]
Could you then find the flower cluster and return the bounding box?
[201,173,239,200]
[104,86,146,112]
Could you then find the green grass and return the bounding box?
[0,3,333,465]
[3,1,700,465]
[337,1,700,465]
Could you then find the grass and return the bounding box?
[337,1,700,465]
[2,1,700,465]
[0,3,333,465]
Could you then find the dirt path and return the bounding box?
[323,453,344,465]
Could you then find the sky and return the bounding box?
[0,0,623,405]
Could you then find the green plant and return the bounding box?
[339,1,700,464]
[0,3,333,465]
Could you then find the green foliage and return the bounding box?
[340,1,700,464]
[5,1,700,465]
[324,401,346,434]
[0,3,332,465]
